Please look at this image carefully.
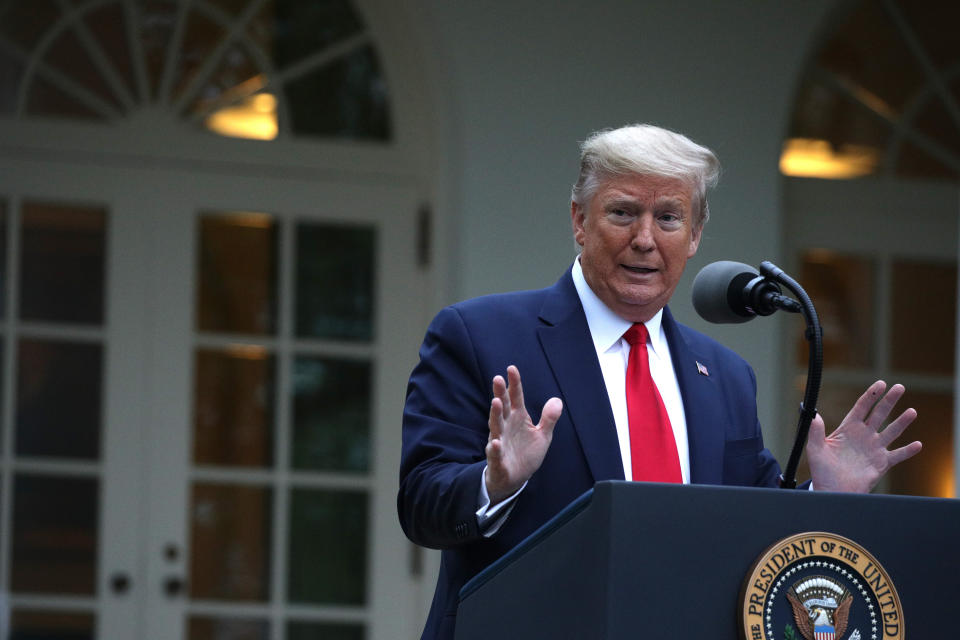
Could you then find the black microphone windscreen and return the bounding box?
[692,260,759,324]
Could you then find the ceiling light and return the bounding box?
[204,93,278,141]
[780,138,880,179]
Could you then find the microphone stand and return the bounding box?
[758,261,823,489]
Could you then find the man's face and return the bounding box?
[572,173,701,323]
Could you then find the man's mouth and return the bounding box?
[622,265,657,274]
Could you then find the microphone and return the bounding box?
[692,260,801,324]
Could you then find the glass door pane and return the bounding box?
[11,474,99,594]
[190,483,273,601]
[294,224,376,341]
[196,213,278,336]
[291,355,371,472]
[19,202,106,324]
[10,609,95,640]
[16,338,103,459]
[287,489,368,605]
[194,347,275,467]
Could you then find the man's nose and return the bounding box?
[630,216,655,250]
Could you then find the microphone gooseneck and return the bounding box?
[758,261,823,490]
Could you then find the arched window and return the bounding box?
[0,0,391,141]
[781,0,960,180]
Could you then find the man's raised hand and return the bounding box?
[807,380,922,493]
[485,365,563,505]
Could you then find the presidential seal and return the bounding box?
[739,532,904,640]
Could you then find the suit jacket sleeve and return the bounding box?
[727,361,782,488]
[398,305,491,549]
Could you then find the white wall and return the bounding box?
[414,0,835,449]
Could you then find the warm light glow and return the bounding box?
[938,468,956,498]
[225,343,269,360]
[204,93,278,141]
[221,211,274,229]
[802,248,839,265]
[779,138,880,179]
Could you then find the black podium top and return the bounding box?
[457,481,960,639]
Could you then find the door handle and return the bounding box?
[110,572,132,595]
[164,576,187,597]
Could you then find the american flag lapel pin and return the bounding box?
[696,361,709,376]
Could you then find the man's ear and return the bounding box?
[571,201,585,246]
[688,223,702,258]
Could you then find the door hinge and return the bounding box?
[417,203,431,268]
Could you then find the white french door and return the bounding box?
[0,156,429,640]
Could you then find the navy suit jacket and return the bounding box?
[398,269,781,640]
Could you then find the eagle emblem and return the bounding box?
[786,576,852,640]
[740,532,903,640]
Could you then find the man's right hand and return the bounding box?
[485,365,563,505]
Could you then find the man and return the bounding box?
[397,124,921,640]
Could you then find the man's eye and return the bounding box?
[608,208,635,221]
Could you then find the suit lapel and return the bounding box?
[661,307,724,484]
[537,271,624,483]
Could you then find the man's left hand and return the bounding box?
[806,380,922,493]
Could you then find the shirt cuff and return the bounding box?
[476,466,526,537]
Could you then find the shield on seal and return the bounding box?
[814,627,835,640]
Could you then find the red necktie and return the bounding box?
[623,323,682,483]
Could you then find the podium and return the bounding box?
[456,481,960,638]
